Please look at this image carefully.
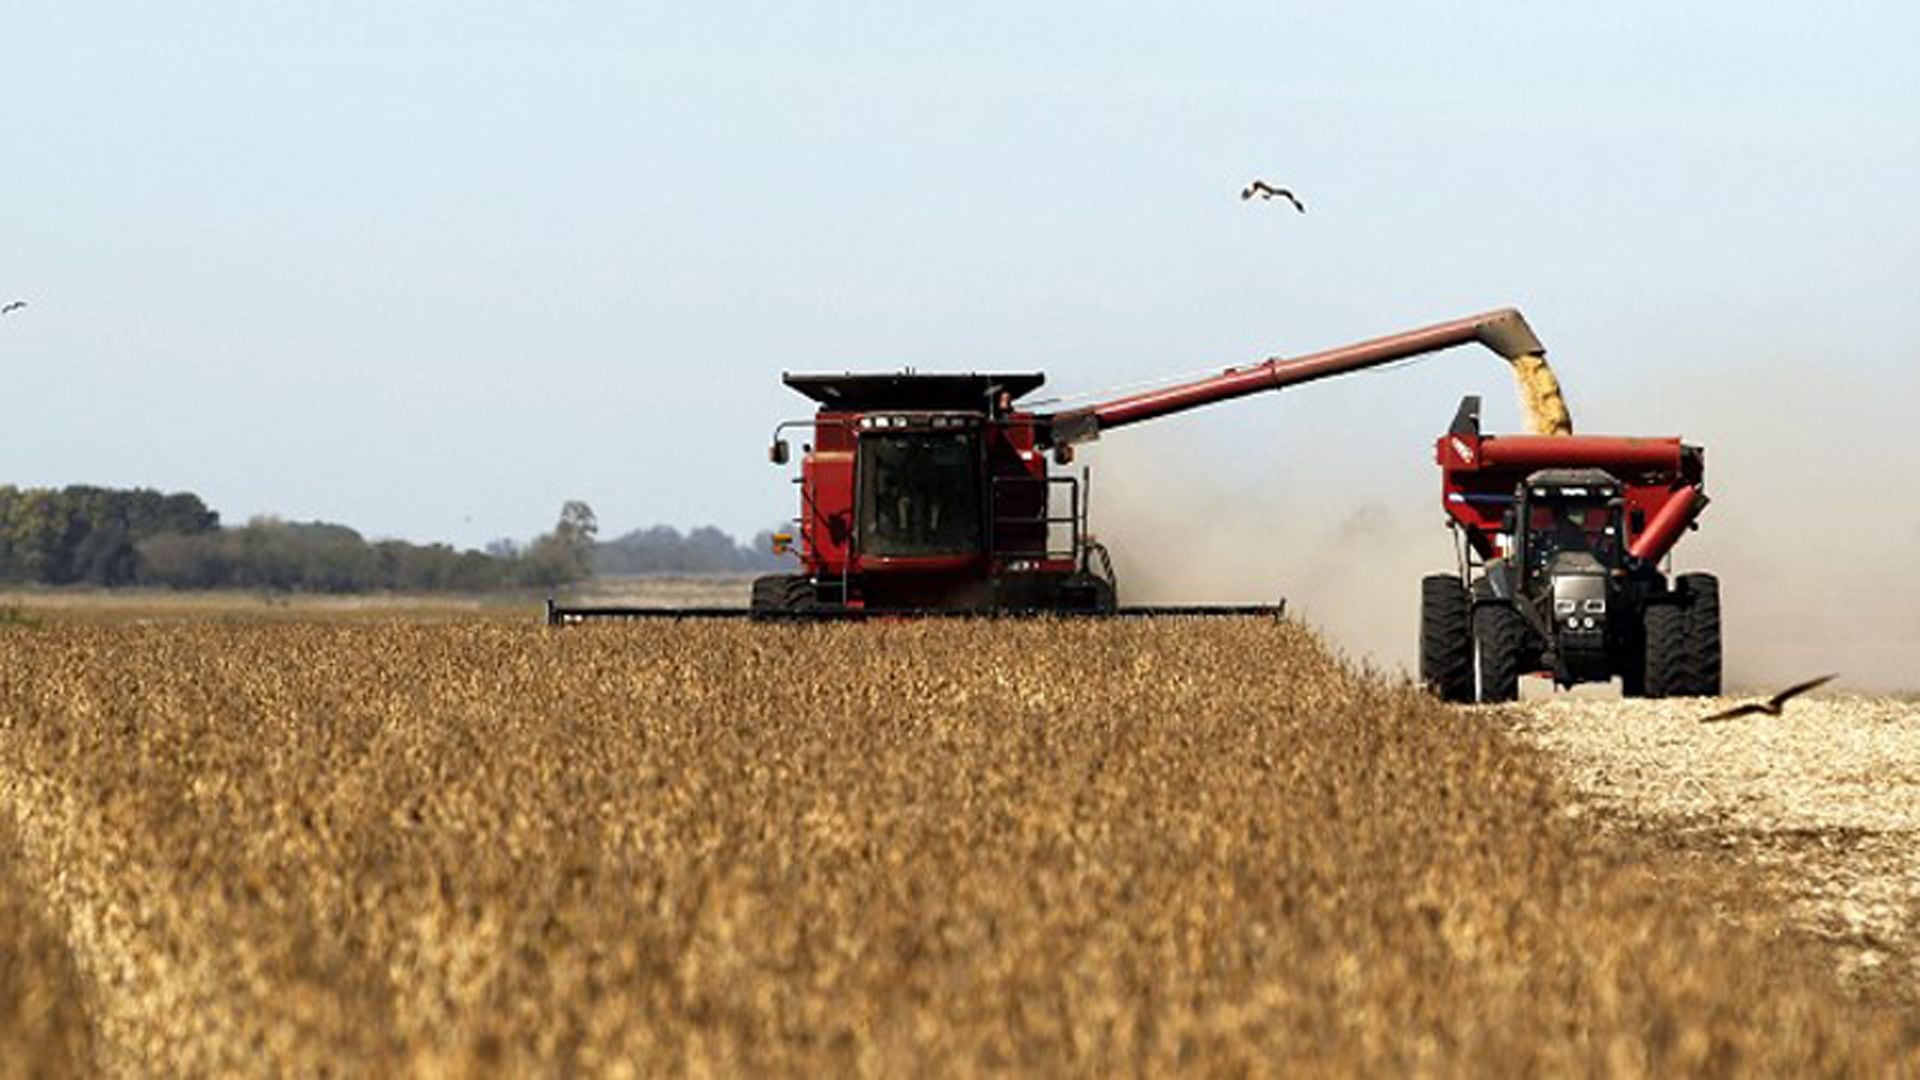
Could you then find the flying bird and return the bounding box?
[1698,674,1838,723]
[1240,181,1305,212]
[0,301,25,315]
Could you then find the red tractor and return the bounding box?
[1421,396,1720,702]
[549,307,1547,622]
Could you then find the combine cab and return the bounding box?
[1421,396,1721,702]
[756,371,1116,614]
[550,308,1547,622]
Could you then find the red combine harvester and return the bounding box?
[1421,396,1720,702]
[549,307,1546,623]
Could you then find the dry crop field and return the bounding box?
[1,610,1916,1075]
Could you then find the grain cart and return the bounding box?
[548,308,1545,622]
[1421,396,1720,702]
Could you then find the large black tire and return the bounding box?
[1472,603,1525,704]
[1619,644,1648,698]
[749,574,814,616]
[1677,572,1723,696]
[1085,576,1117,614]
[1642,602,1688,698]
[1420,575,1474,703]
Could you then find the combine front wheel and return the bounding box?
[750,575,816,617]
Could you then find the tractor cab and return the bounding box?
[1514,469,1624,580]
[1507,469,1626,679]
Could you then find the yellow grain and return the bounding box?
[1509,352,1574,435]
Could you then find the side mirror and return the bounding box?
[1052,444,1075,466]
[769,439,789,465]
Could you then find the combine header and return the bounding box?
[1421,396,1720,702]
[550,308,1545,622]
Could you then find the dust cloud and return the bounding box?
[1645,359,1920,693]
[1090,440,1441,677]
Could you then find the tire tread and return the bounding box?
[1420,575,1474,703]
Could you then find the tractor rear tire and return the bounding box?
[1472,603,1524,704]
[1642,602,1688,698]
[1619,645,1648,698]
[1677,572,1723,696]
[1420,575,1474,703]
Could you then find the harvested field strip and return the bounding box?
[1512,696,1920,1001]
[0,620,1913,1073]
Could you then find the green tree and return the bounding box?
[516,501,598,587]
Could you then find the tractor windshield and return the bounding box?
[857,432,983,557]
[1525,498,1620,569]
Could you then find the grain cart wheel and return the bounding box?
[1420,575,1474,702]
[1471,603,1524,704]
[1676,572,1723,696]
[1642,602,1688,697]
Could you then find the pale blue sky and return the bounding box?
[3,3,1916,556]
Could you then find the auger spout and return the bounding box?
[1045,308,1547,447]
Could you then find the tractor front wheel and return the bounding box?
[1420,575,1474,703]
[1472,603,1525,704]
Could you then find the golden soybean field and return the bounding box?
[1,616,1914,1075]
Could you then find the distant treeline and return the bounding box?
[0,486,597,592]
[592,524,786,576]
[0,485,784,591]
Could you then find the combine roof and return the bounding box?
[782,372,1046,410]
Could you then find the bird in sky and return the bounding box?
[0,300,25,315]
[1698,674,1838,723]
[1240,181,1305,212]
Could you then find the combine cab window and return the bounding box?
[857,433,983,557]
